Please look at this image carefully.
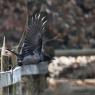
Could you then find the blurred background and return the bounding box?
[0,0,95,49]
[0,1,95,95]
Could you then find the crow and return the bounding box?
[8,13,52,66]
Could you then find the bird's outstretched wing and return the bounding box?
[21,13,47,56]
[16,13,52,65]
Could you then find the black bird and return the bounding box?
[8,13,52,66]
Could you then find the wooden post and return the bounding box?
[21,62,48,95]
[0,37,13,95]
[11,53,22,95]
[0,37,9,95]
[21,75,47,95]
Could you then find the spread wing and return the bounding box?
[24,14,47,47]
[18,13,48,59]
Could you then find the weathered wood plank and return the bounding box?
[55,49,95,56]
[21,62,48,75]
[0,67,21,88]
[0,62,48,88]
